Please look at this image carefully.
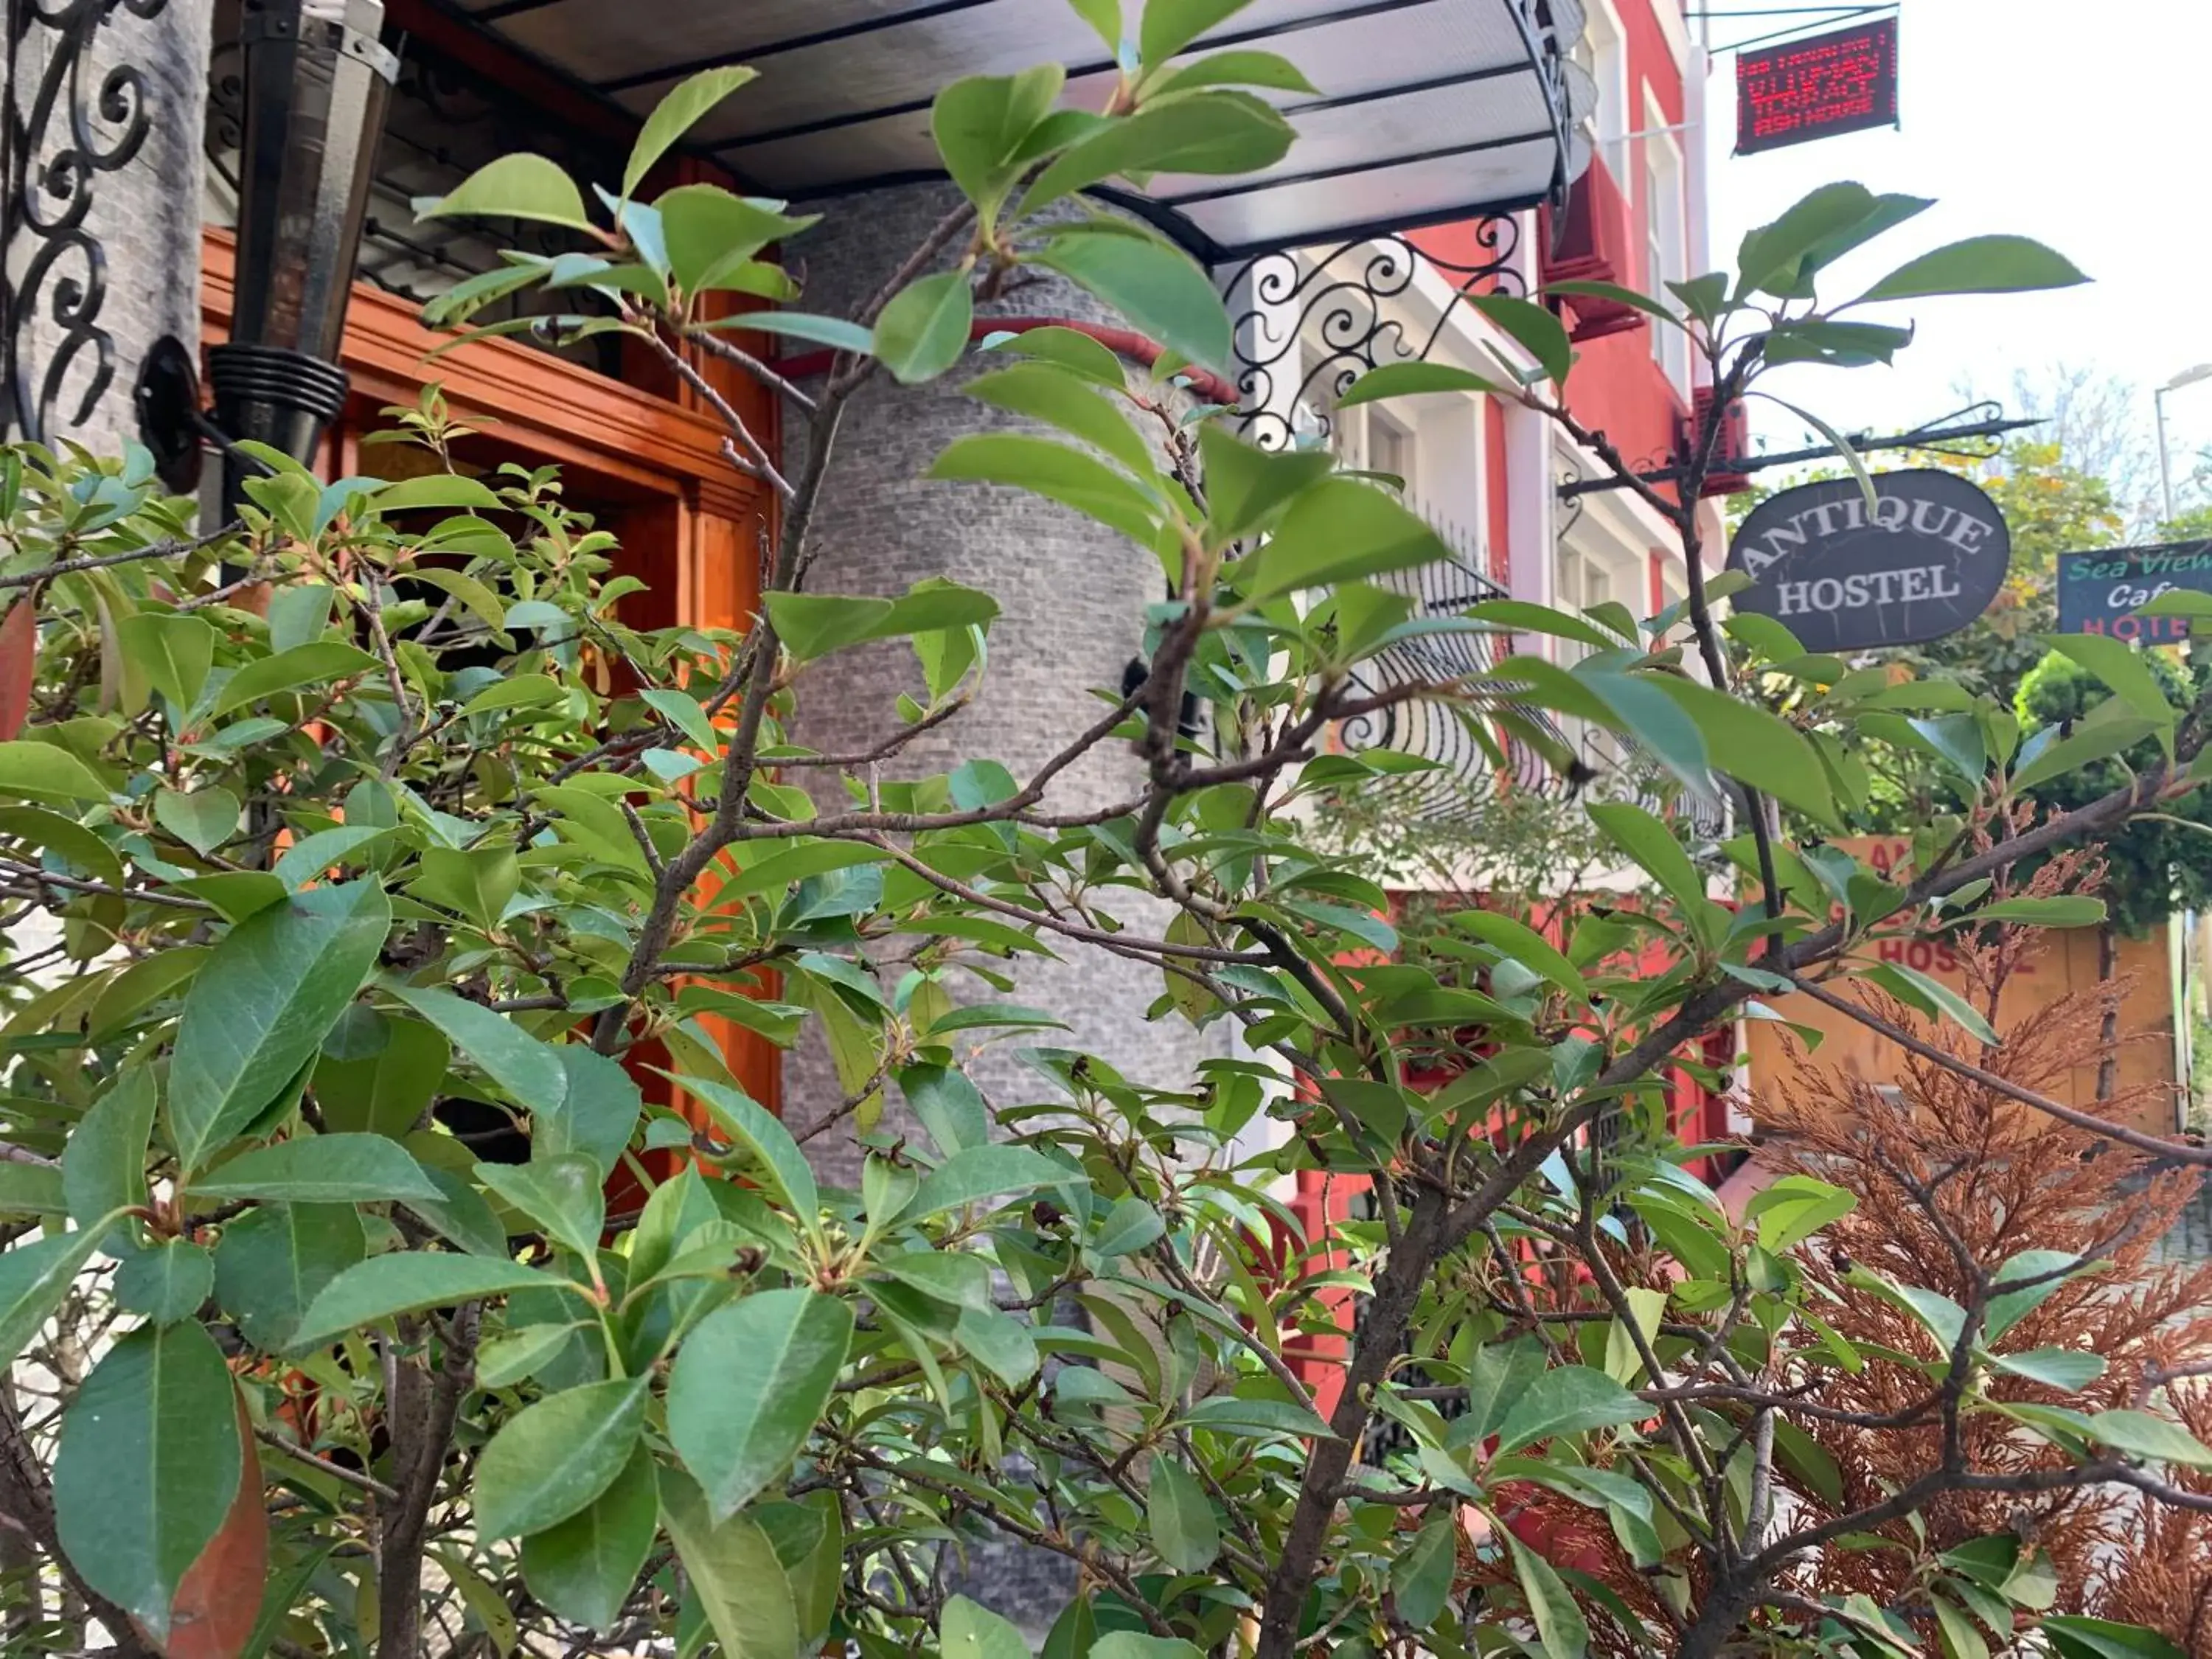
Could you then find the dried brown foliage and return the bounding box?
[1759,852,2212,1646]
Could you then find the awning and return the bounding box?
[437,0,1596,263]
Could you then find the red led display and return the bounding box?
[1736,17,1899,156]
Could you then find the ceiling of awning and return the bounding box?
[439,0,1596,264]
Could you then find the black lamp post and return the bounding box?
[139,0,397,506]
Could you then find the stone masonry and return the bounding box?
[776,182,1229,1186]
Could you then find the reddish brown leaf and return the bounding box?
[164,1386,268,1659]
[0,596,32,741]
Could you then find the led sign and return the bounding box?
[1736,17,1899,156]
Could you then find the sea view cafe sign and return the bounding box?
[2056,542,2212,643]
[1726,470,2012,652]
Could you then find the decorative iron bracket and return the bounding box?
[2,0,174,444]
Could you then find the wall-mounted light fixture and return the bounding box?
[137,0,397,508]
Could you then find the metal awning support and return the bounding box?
[435,0,1593,264]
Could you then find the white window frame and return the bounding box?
[1573,0,1632,181]
[1641,84,1690,392]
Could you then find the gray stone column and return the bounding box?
[779,181,1228,1182]
[7,0,212,452]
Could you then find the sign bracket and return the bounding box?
[1556,403,2042,500]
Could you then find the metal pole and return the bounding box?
[2157,386,2176,526]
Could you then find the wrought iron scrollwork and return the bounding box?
[2,0,170,442]
[1325,504,1568,825]
[1225,218,1525,453]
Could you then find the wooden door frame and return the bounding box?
[200,226,782,1110]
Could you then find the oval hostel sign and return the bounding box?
[1725,469,2011,652]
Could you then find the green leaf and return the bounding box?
[658,185,816,297]
[1986,1250,2091,1341]
[0,739,110,802]
[1986,1348,2105,1390]
[168,880,392,1173]
[420,153,594,231]
[1146,49,1320,97]
[1139,0,1245,66]
[898,1063,990,1156]
[1146,1455,1220,1572]
[1933,1594,1989,1659]
[1493,1366,1648,1455]
[407,848,516,936]
[114,1239,214,1324]
[116,612,216,709]
[1857,235,2088,303]
[315,1018,450,1139]
[929,434,1164,542]
[1235,478,1449,601]
[1471,292,1573,385]
[2087,1408,2212,1469]
[0,1163,62,1219]
[477,1376,650,1538]
[290,1251,577,1351]
[1586,801,1705,911]
[1503,1526,1589,1659]
[1178,1394,1336,1439]
[0,1225,119,1364]
[1861,961,2000,1048]
[1197,425,1333,540]
[369,473,502,514]
[1450,909,1589,1002]
[389,985,566,1114]
[1391,1514,1457,1626]
[725,841,891,899]
[1970,896,2106,929]
[668,1288,854,1520]
[942,1594,1033,1659]
[902,1143,1077,1221]
[541,1047,643,1180]
[52,1323,242,1642]
[1093,1195,1166,1259]
[1034,228,1231,375]
[967,363,1157,478]
[625,67,759,197]
[987,324,1127,388]
[2013,711,2160,793]
[62,1065,154,1242]
[0,804,125,887]
[875,271,974,384]
[522,1444,659,1632]
[660,1470,801,1659]
[1736,181,1883,297]
[1091,1639,1201,1659]
[189,1133,439,1205]
[273,825,394,891]
[1022,91,1293,212]
[2045,633,2182,728]
[1335,361,1507,410]
[210,641,380,717]
[212,1203,365,1352]
[1745,1175,1858,1253]
[477,1154,606,1260]
[2042,1618,2187,1659]
[716,310,875,355]
[153,785,241,856]
[933,66,1066,223]
[682,1074,819,1225]
[1655,676,1839,827]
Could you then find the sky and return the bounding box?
[1695,0,2212,507]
